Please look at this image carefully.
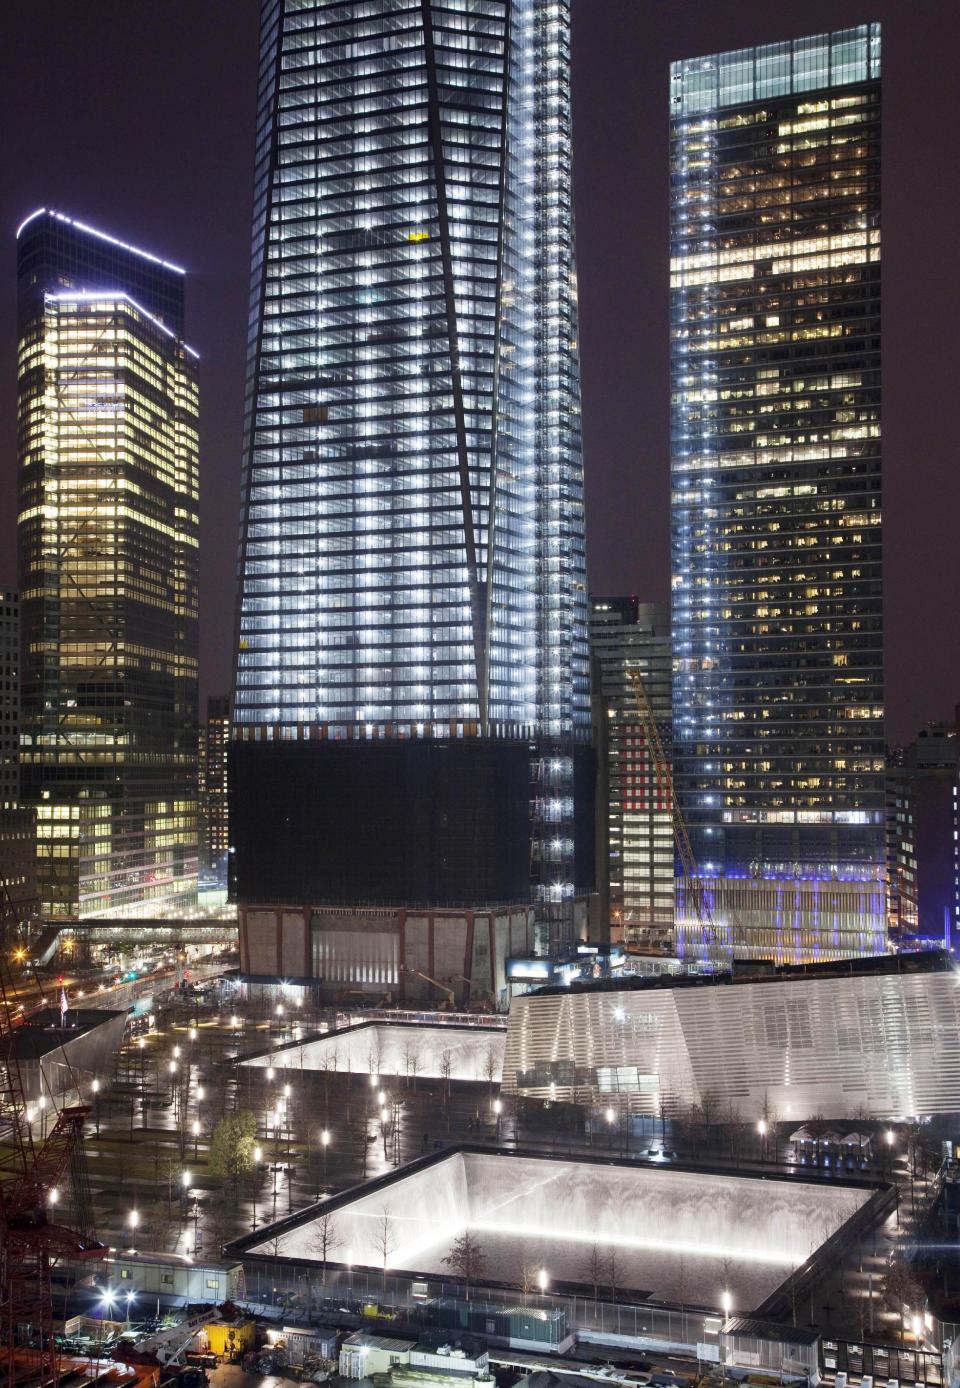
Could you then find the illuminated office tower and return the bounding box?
[670,26,885,961]
[231,1,591,994]
[589,598,673,946]
[200,695,230,885]
[16,209,200,919]
[0,592,37,924]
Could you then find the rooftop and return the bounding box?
[531,949,950,999]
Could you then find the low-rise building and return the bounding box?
[339,1332,414,1380]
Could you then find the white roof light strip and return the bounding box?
[46,290,199,358]
[16,207,186,275]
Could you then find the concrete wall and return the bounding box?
[240,904,535,1005]
[242,1021,504,1082]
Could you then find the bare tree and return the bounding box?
[518,1258,538,1306]
[403,1039,422,1092]
[439,1048,453,1097]
[883,1261,924,1339]
[483,1046,499,1099]
[310,1208,342,1300]
[806,1112,830,1166]
[581,1242,604,1310]
[443,1230,487,1300]
[373,1205,396,1294]
[606,1245,620,1301]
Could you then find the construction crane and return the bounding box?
[0,880,106,1388]
[400,967,455,1007]
[626,667,721,955]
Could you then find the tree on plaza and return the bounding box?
[443,1230,486,1301]
[309,1208,342,1299]
[209,1109,258,1192]
[373,1205,396,1294]
[883,1261,925,1338]
[581,1242,604,1310]
[205,1191,234,1257]
[483,1046,499,1099]
[439,1048,453,1100]
[518,1258,539,1306]
[805,1111,831,1165]
[606,1245,620,1301]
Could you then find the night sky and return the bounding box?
[3,1,959,745]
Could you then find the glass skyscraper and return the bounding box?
[670,26,885,962]
[589,598,673,947]
[16,209,200,919]
[231,0,590,980]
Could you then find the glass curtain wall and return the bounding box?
[233,0,589,921]
[670,27,884,961]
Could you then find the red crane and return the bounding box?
[0,883,106,1388]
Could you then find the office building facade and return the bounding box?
[232,0,591,983]
[0,592,37,924]
[16,209,200,919]
[670,26,885,962]
[887,720,958,948]
[200,694,230,885]
[590,598,673,945]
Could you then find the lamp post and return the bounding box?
[722,1290,732,1319]
[757,1118,767,1163]
[321,1129,330,1192]
[192,1118,201,1161]
[605,1106,615,1151]
[137,1037,147,1128]
[128,1208,139,1253]
[252,1144,263,1229]
[493,1099,502,1140]
[92,1077,101,1136]
[537,1268,549,1305]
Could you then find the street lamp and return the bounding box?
[493,1098,502,1139]
[48,1186,58,1207]
[252,1145,263,1229]
[722,1290,732,1318]
[125,1291,136,1327]
[321,1129,331,1188]
[605,1106,615,1150]
[537,1268,549,1298]
[757,1118,767,1162]
[128,1208,139,1251]
[192,1118,201,1160]
[92,1077,101,1136]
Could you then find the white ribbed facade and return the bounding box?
[502,958,960,1120]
